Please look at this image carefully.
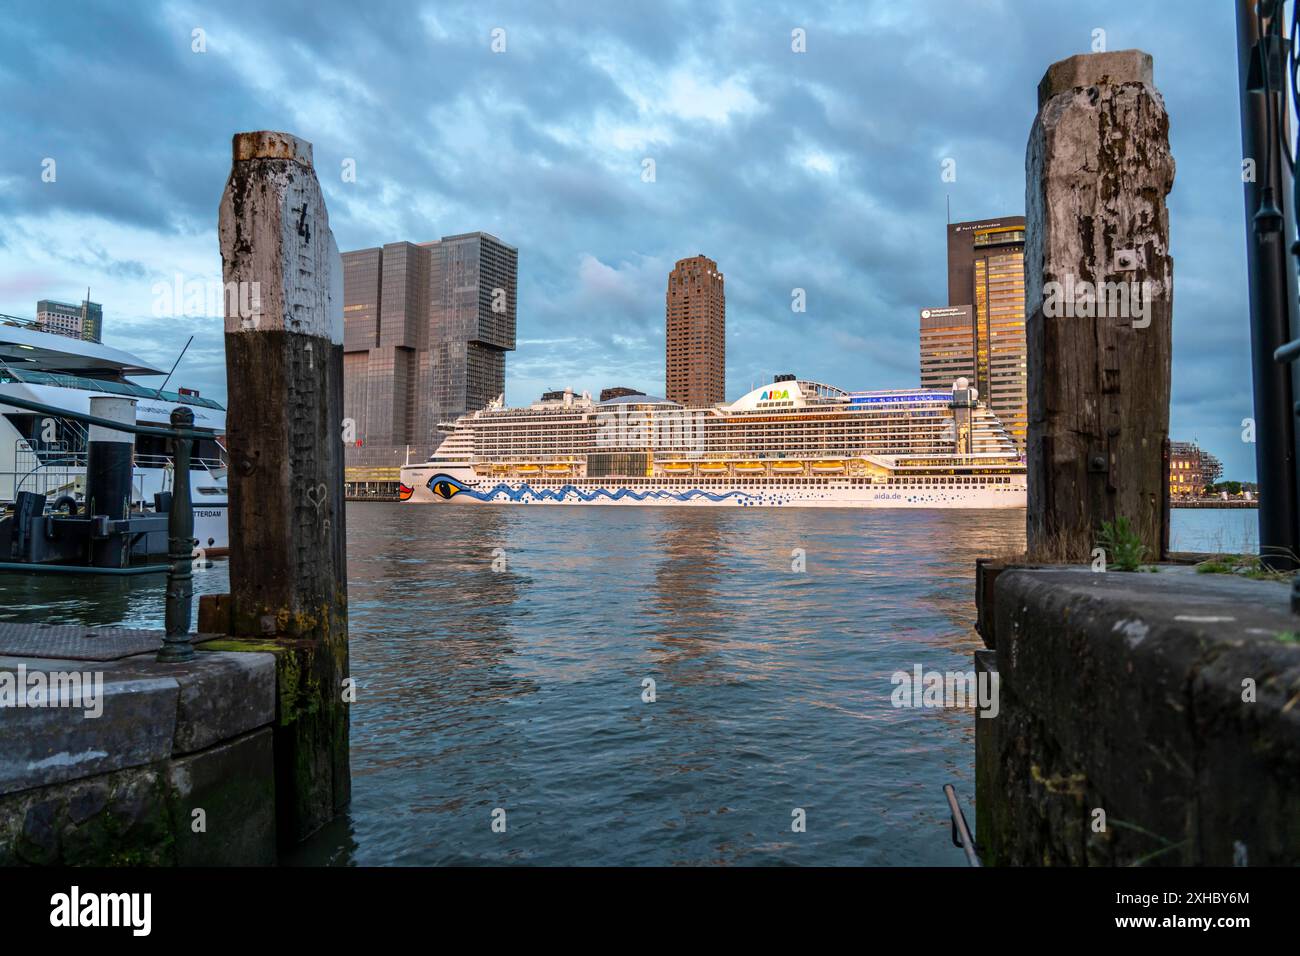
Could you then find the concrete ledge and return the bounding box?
[0,671,178,796]
[980,565,1300,865]
[109,650,276,755]
[1,647,276,795]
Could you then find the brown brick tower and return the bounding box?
[665,254,725,407]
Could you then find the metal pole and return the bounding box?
[157,405,195,662]
[943,783,982,867]
[1236,0,1300,571]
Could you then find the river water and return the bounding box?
[0,505,1260,865]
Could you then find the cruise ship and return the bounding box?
[399,376,1026,508]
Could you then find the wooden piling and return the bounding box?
[1025,51,1176,562]
[217,131,350,842]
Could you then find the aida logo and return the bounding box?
[760,389,790,401]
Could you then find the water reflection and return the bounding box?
[15,503,1252,865]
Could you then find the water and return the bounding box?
[1167,506,1259,554]
[0,505,1259,865]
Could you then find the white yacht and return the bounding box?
[0,318,229,553]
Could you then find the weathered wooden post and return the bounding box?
[217,131,350,841]
[1025,50,1176,562]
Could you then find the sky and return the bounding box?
[0,0,1260,478]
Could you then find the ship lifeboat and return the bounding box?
[698,463,728,474]
[544,463,571,474]
[812,460,845,473]
[772,462,804,473]
[516,464,541,474]
[734,462,765,473]
[662,462,692,473]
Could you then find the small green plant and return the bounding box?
[1276,631,1300,645]
[1096,516,1147,572]
[1195,553,1290,583]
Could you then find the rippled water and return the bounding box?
[308,504,1027,866]
[0,505,1259,865]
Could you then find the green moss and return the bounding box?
[198,639,283,653]
[60,770,177,866]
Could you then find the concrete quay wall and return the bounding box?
[976,566,1300,866]
[0,632,277,865]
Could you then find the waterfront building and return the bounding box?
[665,255,725,407]
[919,305,977,391]
[341,232,517,495]
[35,298,102,343]
[1170,440,1224,498]
[944,217,1027,453]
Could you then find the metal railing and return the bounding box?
[0,392,206,662]
[943,784,982,867]
[1,446,223,505]
[1238,1,1300,609]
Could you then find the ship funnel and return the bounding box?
[948,380,976,455]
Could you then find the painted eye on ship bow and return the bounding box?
[427,474,465,500]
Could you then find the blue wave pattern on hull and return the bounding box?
[426,473,755,503]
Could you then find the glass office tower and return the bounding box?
[945,218,1027,453]
[342,232,518,475]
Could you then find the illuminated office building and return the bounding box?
[945,217,1027,453]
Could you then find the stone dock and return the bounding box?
[0,625,278,864]
[975,565,1300,865]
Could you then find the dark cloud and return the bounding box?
[0,0,1262,478]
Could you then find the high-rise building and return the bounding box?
[36,298,102,343]
[944,217,1027,452]
[665,255,725,407]
[919,305,976,391]
[342,232,517,482]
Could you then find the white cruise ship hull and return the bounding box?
[400,466,1025,509]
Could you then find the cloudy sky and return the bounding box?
[0,0,1259,477]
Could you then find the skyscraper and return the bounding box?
[665,255,725,407]
[918,305,976,391]
[342,232,517,483]
[944,217,1027,452]
[36,298,102,342]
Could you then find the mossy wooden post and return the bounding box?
[217,131,350,843]
[1025,51,1176,562]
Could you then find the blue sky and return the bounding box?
[0,0,1258,478]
